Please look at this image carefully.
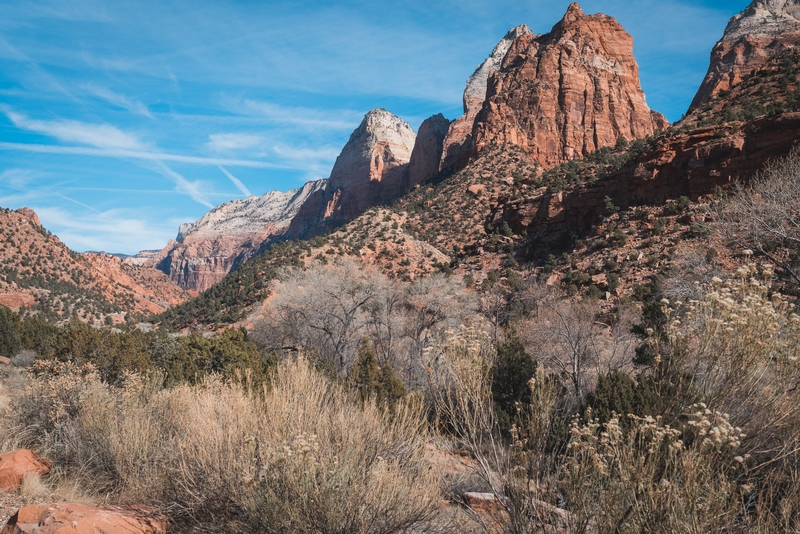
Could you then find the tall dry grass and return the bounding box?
[423,268,800,533]
[3,357,441,533]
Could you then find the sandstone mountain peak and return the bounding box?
[725,0,800,41]
[287,109,416,240]
[462,24,533,116]
[472,4,667,168]
[564,2,585,19]
[329,109,416,190]
[407,114,451,188]
[691,0,800,107]
[440,24,533,175]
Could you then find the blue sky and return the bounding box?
[0,0,750,254]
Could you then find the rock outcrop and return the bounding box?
[406,114,451,187]
[287,109,417,239]
[1,504,165,534]
[692,0,800,108]
[150,180,324,292]
[472,3,667,168]
[14,209,39,227]
[440,25,532,174]
[0,450,51,492]
[492,113,800,234]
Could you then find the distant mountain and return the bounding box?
[0,207,190,322]
[142,180,325,292]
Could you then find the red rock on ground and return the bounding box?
[0,503,165,534]
[0,451,51,493]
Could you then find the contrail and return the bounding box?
[218,165,252,197]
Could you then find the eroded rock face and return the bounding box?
[407,114,451,187]
[0,450,51,492]
[492,113,800,234]
[440,24,532,174]
[473,3,667,168]
[287,109,416,239]
[1,503,165,534]
[692,0,800,108]
[150,180,324,292]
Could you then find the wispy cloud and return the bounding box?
[224,97,362,130]
[0,142,281,168]
[4,108,145,150]
[218,166,251,197]
[207,133,264,152]
[272,143,341,181]
[51,191,102,214]
[82,85,153,117]
[0,168,40,190]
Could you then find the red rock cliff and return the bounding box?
[472,3,667,168]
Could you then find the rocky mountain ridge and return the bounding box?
[145,4,666,293]
[152,0,800,329]
[144,179,325,292]
[692,0,800,107]
[0,208,190,321]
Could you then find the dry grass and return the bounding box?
[1,357,441,533]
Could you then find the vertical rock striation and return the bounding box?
[472,3,667,168]
[692,0,800,108]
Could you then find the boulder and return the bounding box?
[0,451,51,492]
[1,503,165,534]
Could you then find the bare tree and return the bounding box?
[520,296,636,405]
[716,147,800,282]
[253,260,380,370]
[251,260,479,378]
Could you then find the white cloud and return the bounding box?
[272,144,340,164]
[218,166,251,197]
[33,206,177,254]
[147,161,214,208]
[4,108,145,150]
[82,85,153,117]
[207,133,264,152]
[223,97,362,130]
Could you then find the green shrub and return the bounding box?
[0,306,21,357]
[491,334,536,435]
